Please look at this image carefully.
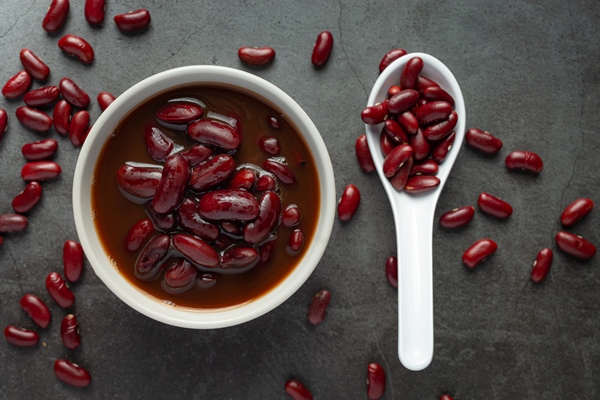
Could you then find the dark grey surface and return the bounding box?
[1,1,599,399]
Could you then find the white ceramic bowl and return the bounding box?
[73,66,336,329]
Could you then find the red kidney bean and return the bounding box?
[383,143,412,178]
[135,234,171,280]
[439,394,454,400]
[355,134,376,173]
[367,362,386,400]
[259,240,276,263]
[116,164,162,199]
[409,128,430,161]
[361,100,389,125]
[287,228,305,255]
[16,106,52,132]
[505,150,543,173]
[0,214,28,233]
[266,114,281,129]
[385,256,398,288]
[24,86,60,107]
[238,46,276,66]
[390,155,413,191]
[114,9,152,32]
[153,154,190,214]
[416,101,453,126]
[97,91,115,111]
[12,181,43,214]
[198,189,260,221]
[531,248,553,283]
[58,34,95,64]
[307,289,331,325]
[59,77,90,108]
[422,86,455,107]
[124,218,155,252]
[214,234,233,250]
[172,233,220,268]
[555,231,596,260]
[156,101,203,127]
[410,159,438,176]
[60,314,80,350]
[0,109,7,140]
[338,184,361,221]
[46,272,75,308]
[478,192,513,219]
[258,135,281,155]
[387,85,401,97]
[196,272,218,290]
[53,99,71,135]
[432,130,456,164]
[42,0,70,32]
[384,119,408,144]
[20,294,51,328]
[400,57,423,90]
[2,70,32,99]
[177,198,219,241]
[379,48,407,72]
[4,326,39,347]
[162,259,197,295]
[416,76,440,94]
[222,246,259,270]
[244,191,282,244]
[145,201,178,232]
[379,129,394,157]
[255,174,277,192]
[54,359,92,388]
[221,220,243,236]
[22,138,58,161]
[22,161,61,181]
[227,168,256,191]
[439,206,475,229]
[423,110,457,141]
[180,144,213,166]
[404,175,440,193]
[263,158,297,186]
[462,238,498,269]
[187,119,240,150]
[282,204,302,227]
[387,89,420,114]
[85,0,106,25]
[311,30,334,68]
[68,110,90,147]
[190,154,235,192]
[20,49,50,81]
[397,111,419,135]
[561,198,594,227]
[285,379,313,400]
[465,128,503,155]
[63,240,84,283]
[144,126,174,161]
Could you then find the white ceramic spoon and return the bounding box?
[365,53,466,371]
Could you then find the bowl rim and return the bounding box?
[72,65,336,329]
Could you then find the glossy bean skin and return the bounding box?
[410,159,438,176]
[16,106,52,132]
[190,154,235,192]
[397,111,419,135]
[416,76,440,94]
[423,110,458,141]
[422,86,455,106]
[465,128,503,155]
[46,272,75,308]
[97,91,115,111]
[478,192,513,219]
[42,0,70,32]
[408,129,430,161]
[59,77,90,108]
[177,198,219,241]
[416,101,453,126]
[383,143,412,178]
[114,9,152,32]
[4,326,39,347]
[23,85,60,107]
[439,394,455,400]
[162,259,197,295]
[172,234,220,268]
[156,101,203,127]
[20,49,50,81]
[238,46,276,66]
[187,119,240,150]
[390,155,413,191]
[12,181,43,213]
[63,240,84,283]
[311,30,334,67]
[387,89,420,114]
[432,130,456,164]
[68,110,90,147]
[0,109,7,140]
[180,144,213,166]
[404,175,440,193]
[144,126,174,161]
[308,289,331,325]
[20,294,51,328]
[384,119,408,144]
[338,184,361,221]
[53,100,71,135]
[361,100,389,125]
[284,379,313,400]
[555,231,596,260]
[60,314,80,350]
[387,85,401,97]
[58,34,95,64]
[124,218,155,252]
[84,0,106,25]
[134,234,171,280]
[282,204,301,227]
[116,164,162,199]
[258,135,281,155]
[439,206,475,229]
[54,359,92,388]
[22,138,58,161]
[462,238,498,269]
[263,159,297,186]
[153,154,190,214]
[505,151,543,173]
[198,189,260,221]
[355,134,376,173]
[379,48,407,72]
[385,256,398,288]
[255,175,276,192]
[3,71,32,99]
[531,248,553,283]
[0,214,28,233]
[561,198,593,227]
[400,57,423,89]
[22,161,62,181]
[244,191,282,244]
[367,363,386,400]
[145,202,178,232]
[227,168,256,191]
[287,228,305,255]
[221,246,259,270]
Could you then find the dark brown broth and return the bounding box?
[92,84,320,309]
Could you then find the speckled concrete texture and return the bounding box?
[1,1,599,399]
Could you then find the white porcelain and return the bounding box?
[365,53,466,371]
[73,66,336,329]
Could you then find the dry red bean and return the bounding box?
[416,101,453,126]
[397,111,419,135]
[68,110,90,147]
[355,134,376,173]
[172,233,220,268]
[244,191,282,244]
[338,183,361,221]
[311,30,334,68]
[238,46,276,66]
[20,49,50,81]
[361,100,389,125]
[505,150,543,173]
[144,126,174,161]
[58,34,95,64]
[383,143,412,178]
[367,362,386,400]
[60,314,80,350]
[59,77,90,108]
[555,231,596,260]
[0,214,28,233]
[46,272,75,308]
[531,248,553,283]
[385,256,398,288]
[124,218,155,252]
[179,144,213,166]
[387,89,420,114]
[12,182,43,214]
[20,294,51,328]
[161,259,197,295]
[263,158,297,186]
[134,234,171,280]
[187,119,240,150]
[390,155,413,191]
[462,238,498,268]
[156,101,203,128]
[384,119,408,144]
[22,139,58,161]
[0,109,7,140]
[114,9,152,32]
[423,110,458,141]
[282,204,302,227]
[53,100,71,135]
[190,154,236,191]
[387,85,401,97]
[285,379,313,400]
[23,86,60,107]
[439,206,475,229]
[116,164,162,199]
[287,228,305,255]
[63,240,84,283]
[465,128,503,155]
[227,168,256,191]
[439,394,455,400]
[379,48,407,73]
[258,135,281,155]
[4,326,39,347]
[54,359,91,388]
[379,129,394,157]
[307,289,331,325]
[177,198,219,241]
[432,130,456,164]
[198,189,260,221]
[410,159,438,176]
[42,0,70,32]
[409,129,430,161]
[16,106,52,132]
[400,57,423,89]
[97,91,115,111]
[561,198,593,227]
[478,192,513,219]
[221,246,259,270]
[255,174,277,192]
[3,70,32,99]
[422,86,455,107]
[405,175,440,194]
[416,76,440,94]
[84,0,106,25]
[22,161,62,181]
[153,154,190,214]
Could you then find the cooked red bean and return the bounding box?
[379,48,407,72]
[410,159,438,176]
[4,326,39,347]
[22,161,61,181]
[255,174,277,192]
[179,144,213,166]
[355,134,376,173]
[387,89,420,114]
[465,128,503,155]
[12,181,43,214]
[423,111,458,141]
[16,106,53,132]
[462,238,498,269]
[135,234,171,280]
[258,135,281,155]
[478,192,513,219]
[196,272,218,290]
[367,362,386,400]
[42,0,70,32]
[383,143,412,178]
[390,155,413,191]
[282,204,302,227]
[408,129,430,161]
[505,150,543,173]
[156,101,203,127]
[22,138,58,161]
[561,198,594,227]
[285,379,313,400]
[46,272,75,308]
[227,168,256,191]
[0,214,28,233]
[416,101,453,126]
[177,198,219,241]
[338,184,361,221]
[198,189,260,221]
[59,77,90,108]
[361,100,389,125]
[400,57,423,90]
[116,164,162,199]
[63,240,84,283]
[58,34,95,64]
[144,126,174,161]
[54,359,91,388]
[162,259,197,295]
[555,231,596,260]
[68,110,90,147]
[422,86,455,107]
[0,109,7,140]
[311,30,334,67]
[244,191,282,244]
[20,294,51,328]
[53,100,71,135]
[172,233,220,268]
[404,175,440,193]
[397,111,419,135]
[287,228,305,255]
[531,248,553,283]
[114,9,151,32]
[258,240,276,263]
[221,246,260,270]
[190,154,236,192]
[266,114,281,129]
[187,119,241,150]
[416,76,440,94]
[97,91,115,111]
[145,202,177,233]
[221,220,243,236]
[124,218,155,252]
[439,206,475,229]
[60,314,80,350]
[432,130,456,164]
[20,49,50,81]
[385,256,398,288]
[23,85,60,107]
[307,289,331,325]
[263,158,297,186]
[3,70,32,99]
[153,154,190,214]
[238,46,276,66]
[84,0,106,25]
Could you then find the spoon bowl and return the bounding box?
[365,53,466,371]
